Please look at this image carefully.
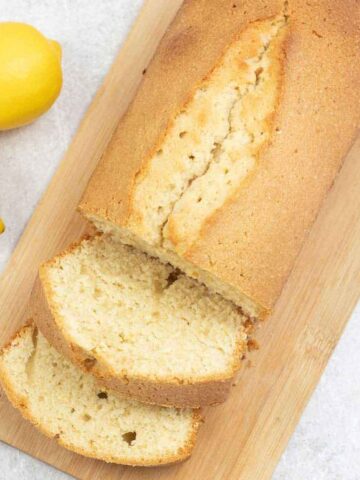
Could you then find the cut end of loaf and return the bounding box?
[84,213,268,320]
[0,324,201,466]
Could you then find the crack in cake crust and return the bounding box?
[129,16,288,254]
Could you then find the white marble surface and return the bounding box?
[0,1,359,479]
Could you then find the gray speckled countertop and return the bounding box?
[0,1,359,479]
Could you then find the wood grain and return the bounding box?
[0,1,359,479]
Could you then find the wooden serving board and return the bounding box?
[0,1,359,479]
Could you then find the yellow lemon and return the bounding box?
[0,218,5,234]
[0,22,62,130]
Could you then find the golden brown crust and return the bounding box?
[32,270,248,408]
[79,0,360,314]
[0,324,202,467]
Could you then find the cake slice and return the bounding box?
[33,235,252,408]
[0,324,201,466]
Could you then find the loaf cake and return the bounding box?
[79,0,360,320]
[33,235,251,408]
[0,324,201,466]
